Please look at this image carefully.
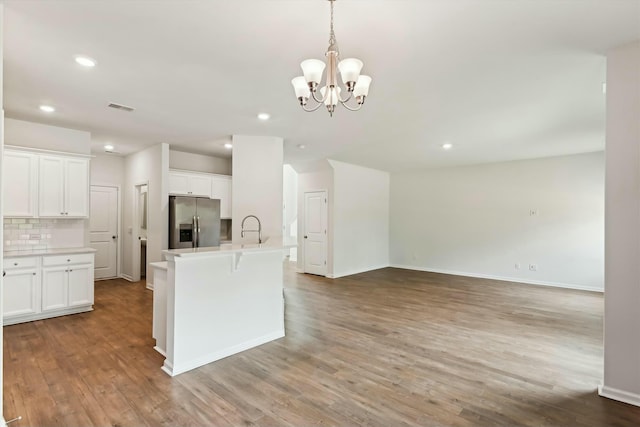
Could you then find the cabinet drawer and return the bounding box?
[3,257,38,270]
[43,253,94,267]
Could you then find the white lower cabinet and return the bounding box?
[42,266,68,311]
[3,257,40,319]
[68,265,93,307]
[3,252,95,325]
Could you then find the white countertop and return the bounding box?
[163,236,297,259]
[4,247,97,258]
[150,261,168,270]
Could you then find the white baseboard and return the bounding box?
[3,305,93,326]
[120,274,133,282]
[599,384,640,407]
[390,264,603,293]
[146,282,154,291]
[153,345,166,357]
[162,329,285,377]
[327,264,390,279]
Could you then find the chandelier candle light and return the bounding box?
[291,0,372,117]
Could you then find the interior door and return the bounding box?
[90,186,118,279]
[303,191,327,276]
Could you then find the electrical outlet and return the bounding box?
[529,208,538,216]
[515,262,521,270]
[529,264,537,271]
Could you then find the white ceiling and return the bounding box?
[3,0,639,171]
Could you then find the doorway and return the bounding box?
[303,190,328,276]
[132,183,149,284]
[90,185,119,279]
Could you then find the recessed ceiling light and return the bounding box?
[442,143,453,150]
[257,113,270,121]
[75,55,97,67]
[224,143,233,149]
[39,105,55,113]
[297,144,306,149]
[104,144,114,152]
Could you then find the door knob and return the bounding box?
[304,235,308,239]
[112,235,117,240]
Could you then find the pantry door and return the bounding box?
[90,186,119,280]
[303,190,327,276]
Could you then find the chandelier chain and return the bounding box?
[328,0,336,48]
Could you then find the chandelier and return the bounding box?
[291,0,372,117]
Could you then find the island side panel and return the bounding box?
[167,250,285,375]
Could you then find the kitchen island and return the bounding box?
[158,237,296,376]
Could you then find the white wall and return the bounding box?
[1,4,5,420]
[4,118,90,155]
[169,149,232,175]
[601,41,640,407]
[390,152,605,291]
[123,143,169,281]
[283,164,298,260]
[231,135,283,243]
[91,154,125,187]
[330,160,390,278]
[296,161,334,275]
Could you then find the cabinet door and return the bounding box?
[39,156,65,217]
[68,264,93,307]
[211,176,232,219]
[169,172,190,195]
[42,266,68,311]
[3,269,39,318]
[188,175,212,197]
[3,151,38,217]
[65,158,89,217]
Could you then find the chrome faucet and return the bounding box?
[241,215,262,243]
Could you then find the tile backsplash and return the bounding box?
[4,218,85,251]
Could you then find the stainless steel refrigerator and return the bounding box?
[169,196,221,249]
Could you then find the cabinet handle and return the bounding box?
[69,269,73,272]
[13,262,18,266]
[61,212,64,215]
[32,272,36,276]
[67,259,71,262]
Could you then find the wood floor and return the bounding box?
[4,265,640,426]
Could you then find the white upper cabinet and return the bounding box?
[3,150,38,217]
[38,156,65,217]
[39,155,89,218]
[211,175,232,219]
[169,170,212,197]
[64,158,90,217]
[169,169,232,218]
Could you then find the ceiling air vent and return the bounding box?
[108,102,135,112]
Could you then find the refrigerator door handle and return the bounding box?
[192,215,197,248]
[196,216,201,247]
